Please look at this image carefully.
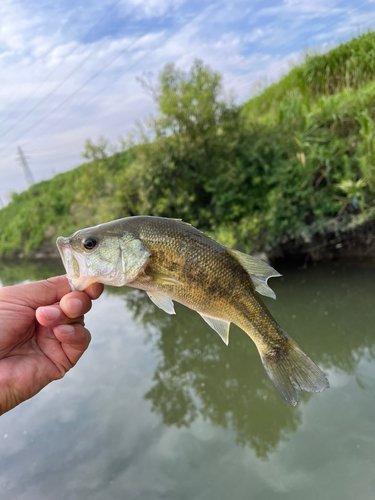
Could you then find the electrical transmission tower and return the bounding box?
[17,146,35,187]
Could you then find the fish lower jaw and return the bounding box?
[68,276,99,292]
[68,271,131,291]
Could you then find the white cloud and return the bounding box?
[0,2,40,55]
[127,0,185,18]
[255,0,344,19]
[244,28,265,44]
[0,0,374,201]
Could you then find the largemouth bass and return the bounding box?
[56,216,329,406]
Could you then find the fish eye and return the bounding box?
[83,237,97,251]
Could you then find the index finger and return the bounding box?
[84,282,104,300]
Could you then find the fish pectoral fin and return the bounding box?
[151,272,183,286]
[227,248,281,300]
[121,238,151,281]
[147,291,176,315]
[199,314,230,345]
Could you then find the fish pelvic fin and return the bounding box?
[147,291,175,315]
[259,328,330,406]
[226,248,281,300]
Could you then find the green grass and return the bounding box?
[0,150,136,258]
[243,31,375,119]
[1,32,375,259]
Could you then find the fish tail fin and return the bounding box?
[259,328,329,406]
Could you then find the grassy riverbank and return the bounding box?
[1,32,375,260]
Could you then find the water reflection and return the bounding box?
[116,261,375,458]
[120,290,303,457]
[0,259,65,286]
[1,260,374,461]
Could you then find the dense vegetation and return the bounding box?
[1,32,375,259]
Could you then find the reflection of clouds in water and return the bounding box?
[0,261,375,499]
[260,363,375,498]
[118,263,375,458]
[120,289,304,458]
[0,289,161,499]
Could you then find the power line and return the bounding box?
[0,0,150,145]
[41,2,214,138]
[0,0,188,156]
[0,0,123,129]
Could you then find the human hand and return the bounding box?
[0,275,103,416]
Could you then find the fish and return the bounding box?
[56,216,329,406]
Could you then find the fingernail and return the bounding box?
[42,307,60,321]
[67,298,82,315]
[57,324,75,336]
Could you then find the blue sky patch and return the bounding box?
[0,0,375,199]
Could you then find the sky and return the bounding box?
[1,0,375,204]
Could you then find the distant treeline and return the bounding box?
[1,31,375,259]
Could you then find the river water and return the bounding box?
[0,259,374,500]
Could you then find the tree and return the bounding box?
[135,59,243,227]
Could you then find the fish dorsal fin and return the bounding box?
[172,218,191,226]
[120,238,151,282]
[227,248,281,300]
[172,219,204,234]
[199,314,230,345]
[151,272,183,286]
[147,291,176,315]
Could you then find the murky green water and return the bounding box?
[0,259,374,500]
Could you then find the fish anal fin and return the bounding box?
[251,277,276,300]
[227,248,281,300]
[199,314,230,345]
[151,272,183,286]
[147,291,175,315]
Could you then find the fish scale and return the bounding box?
[134,218,275,345]
[139,219,246,316]
[56,216,329,406]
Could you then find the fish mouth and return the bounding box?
[56,236,93,291]
[56,237,79,276]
